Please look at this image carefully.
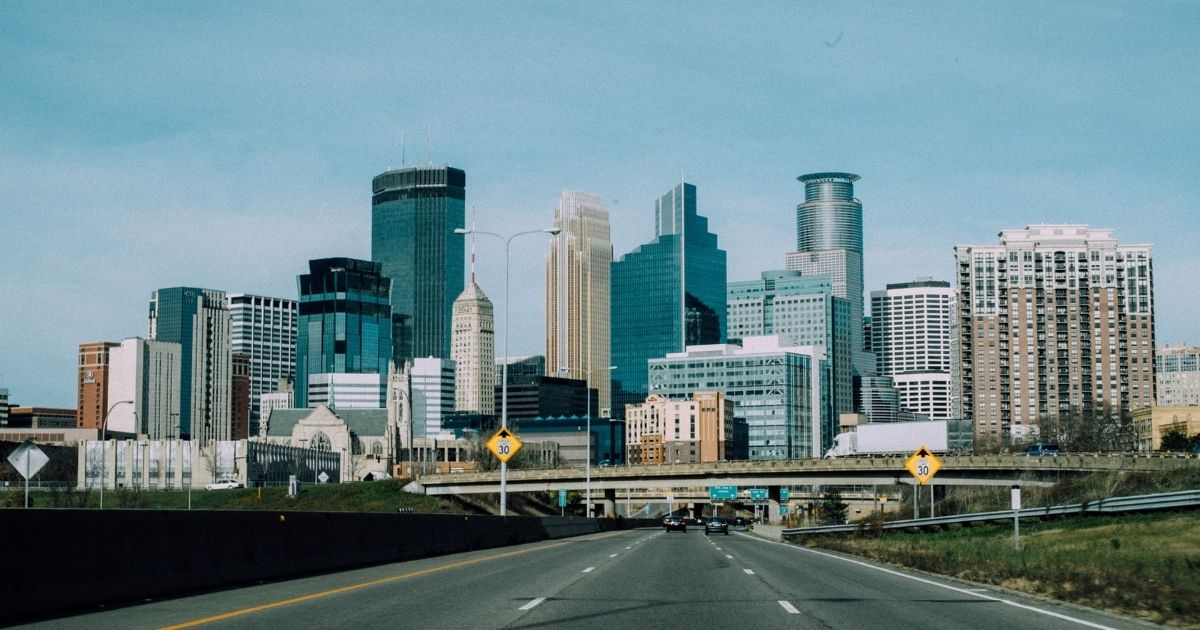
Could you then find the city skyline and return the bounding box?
[2,3,1198,407]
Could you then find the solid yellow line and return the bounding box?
[161,540,573,629]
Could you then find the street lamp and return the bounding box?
[98,399,133,509]
[559,365,616,518]
[455,225,559,517]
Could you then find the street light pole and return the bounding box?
[456,225,559,517]
[98,399,133,509]
[560,365,615,518]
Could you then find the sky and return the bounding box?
[2,1,1198,408]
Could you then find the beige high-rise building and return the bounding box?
[955,225,1155,443]
[451,281,495,414]
[625,392,732,465]
[546,191,613,414]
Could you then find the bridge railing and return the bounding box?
[782,488,1200,537]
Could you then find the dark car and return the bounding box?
[733,516,749,530]
[663,516,687,532]
[1024,443,1060,456]
[704,517,730,535]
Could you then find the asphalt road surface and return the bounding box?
[24,528,1159,630]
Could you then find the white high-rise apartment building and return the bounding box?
[228,294,297,437]
[107,338,182,438]
[1156,345,1200,406]
[956,225,1155,442]
[451,282,495,414]
[411,358,456,439]
[546,191,613,413]
[870,280,957,421]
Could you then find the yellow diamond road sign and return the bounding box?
[487,428,522,463]
[905,446,942,485]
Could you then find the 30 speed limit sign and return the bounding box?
[905,446,942,485]
[486,428,523,463]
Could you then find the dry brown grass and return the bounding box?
[806,511,1200,628]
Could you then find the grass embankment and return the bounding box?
[5,478,464,513]
[802,468,1200,628]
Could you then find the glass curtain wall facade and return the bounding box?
[149,287,231,441]
[295,258,392,409]
[611,182,726,417]
[648,337,830,459]
[727,270,853,417]
[785,172,867,375]
[371,166,466,364]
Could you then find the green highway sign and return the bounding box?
[709,485,738,500]
[749,488,768,501]
[780,487,790,501]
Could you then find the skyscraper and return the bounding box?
[411,357,456,439]
[727,270,853,417]
[546,191,612,412]
[611,182,726,416]
[451,281,495,414]
[227,293,297,436]
[870,280,957,420]
[295,258,393,409]
[371,165,466,363]
[785,172,868,375]
[956,225,1155,442]
[149,287,232,441]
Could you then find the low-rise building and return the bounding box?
[1133,405,1200,451]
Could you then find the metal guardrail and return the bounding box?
[783,488,1200,536]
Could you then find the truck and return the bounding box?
[823,420,949,458]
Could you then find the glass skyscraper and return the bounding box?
[611,182,726,418]
[149,287,231,441]
[785,172,868,375]
[371,165,466,364]
[295,258,393,409]
[727,270,853,417]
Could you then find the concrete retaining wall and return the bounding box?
[1,510,655,625]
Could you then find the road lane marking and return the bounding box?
[715,547,722,550]
[583,567,595,573]
[725,555,733,559]
[743,569,755,575]
[779,601,800,614]
[609,554,618,558]
[519,597,546,610]
[746,538,1120,630]
[625,546,632,549]
[160,540,574,629]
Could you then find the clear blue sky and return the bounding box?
[2,1,1197,407]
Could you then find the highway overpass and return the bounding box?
[413,453,1200,519]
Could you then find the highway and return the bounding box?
[26,528,1153,630]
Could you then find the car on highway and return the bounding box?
[704,516,730,535]
[663,515,687,532]
[205,479,243,490]
[1024,444,1060,456]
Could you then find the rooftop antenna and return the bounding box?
[401,130,406,166]
[469,205,478,284]
[426,124,432,166]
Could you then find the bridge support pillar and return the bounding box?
[603,488,616,518]
[692,503,706,519]
[767,486,782,525]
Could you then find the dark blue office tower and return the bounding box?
[610,182,726,418]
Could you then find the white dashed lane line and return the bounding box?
[583,567,595,573]
[725,555,733,559]
[779,601,800,614]
[744,569,755,575]
[519,597,546,610]
[609,554,618,558]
